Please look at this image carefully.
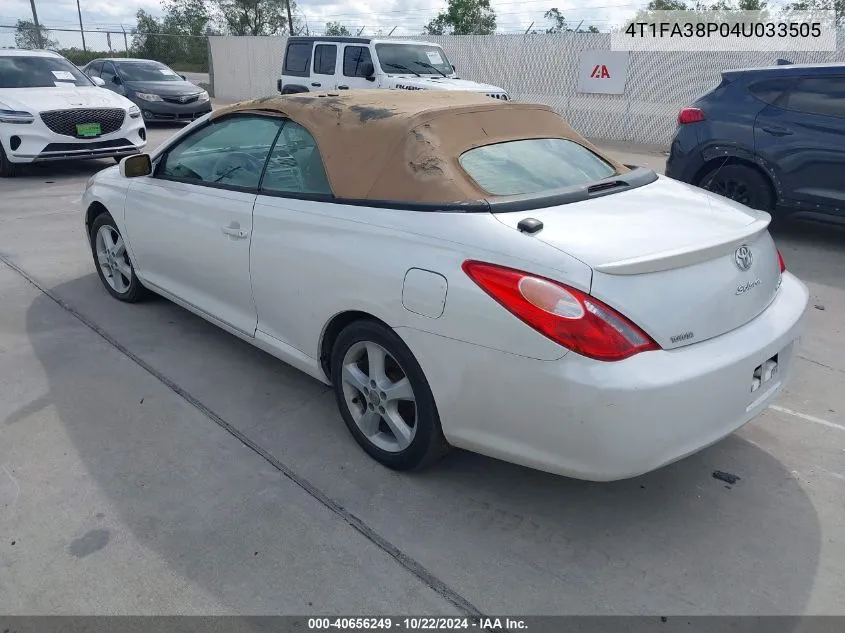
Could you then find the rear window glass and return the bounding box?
[459,139,618,196]
[314,44,336,75]
[747,78,795,104]
[285,43,311,74]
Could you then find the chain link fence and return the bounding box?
[208,32,845,146]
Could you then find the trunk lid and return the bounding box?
[492,176,781,350]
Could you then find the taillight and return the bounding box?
[678,107,705,125]
[462,261,660,362]
[777,249,786,273]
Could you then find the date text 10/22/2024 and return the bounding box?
[307,617,529,631]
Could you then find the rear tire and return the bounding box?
[698,164,774,212]
[0,142,18,178]
[330,320,450,471]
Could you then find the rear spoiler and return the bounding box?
[593,216,772,276]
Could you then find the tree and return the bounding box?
[213,0,299,36]
[132,10,179,63]
[14,19,58,50]
[544,8,567,33]
[424,0,497,35]
[535,8,601,33]
[325,21,351,36]
[784,0,844,25]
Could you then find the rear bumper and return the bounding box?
[665,124,705,183]
[396,272,809,481]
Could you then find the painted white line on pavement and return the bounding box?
[769,405,845,433]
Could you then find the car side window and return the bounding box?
[747,78,796,105]
[261,121,332,196]
[158,115,284,190]
[313,44,337,76]
[86,61,103,78]
[100,62,117,84]
[284,42,312,77]
[778,77,845,119]
[343,46,373,78]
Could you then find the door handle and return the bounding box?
[221,224,249,239]
[337,85,349,90]
[311,82,321,87]
[761,126,793,136]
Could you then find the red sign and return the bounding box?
[590,64,611,79]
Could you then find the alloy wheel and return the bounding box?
[95,225,133,294]
[340,341,417,453]
[709,178,751,206]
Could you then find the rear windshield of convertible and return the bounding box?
[459,138,618,196]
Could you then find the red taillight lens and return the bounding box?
[678,107,705,125]
[777,249,786,273]
[462,261,660,362]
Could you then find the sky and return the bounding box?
[0,0,649,49]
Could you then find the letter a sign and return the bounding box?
[578,51,630,94]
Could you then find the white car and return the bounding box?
[81,90,809,481]
[0,49,146,177]
[279,36,509,100]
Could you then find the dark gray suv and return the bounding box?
[666,62,845,226]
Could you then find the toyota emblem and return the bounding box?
[734,245,753,271]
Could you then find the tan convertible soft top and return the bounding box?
[211,90,628,204]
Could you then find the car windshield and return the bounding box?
[375,44,453,76]
[0,55,92,88]
[117,61,183,82]
[459,138,618,196]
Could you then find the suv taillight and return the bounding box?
[462,261,660,362]
[678,107,705,125]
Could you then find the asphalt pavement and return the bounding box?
[0,123,843,616]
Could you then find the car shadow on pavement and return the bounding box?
[25,274,823,615]
[10,159,116,181]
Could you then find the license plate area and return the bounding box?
[751,353,778,394]
[76,123,101,138]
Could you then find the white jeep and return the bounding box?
[277,37,510,100]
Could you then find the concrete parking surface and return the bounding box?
[0,122,843,616]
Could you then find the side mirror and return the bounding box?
[91,76,106,87]
[180,74,186,80]
[451,64,456,72]
[277,78,283,93]
[362,62,375,81]
[120,154,152,178]
[113,75,122,85]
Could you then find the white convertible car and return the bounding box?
[82,90,809,481]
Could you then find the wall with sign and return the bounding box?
[577,51,630,95]
[209,32,845,146]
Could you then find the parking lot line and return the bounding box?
[769,404,845,433]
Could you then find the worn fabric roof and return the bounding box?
[211,90,628,204]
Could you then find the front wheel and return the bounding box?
[89,212,147,302]
[331,321,449,471]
